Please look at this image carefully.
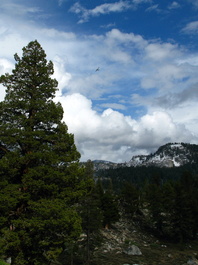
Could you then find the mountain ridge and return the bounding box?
[92,142,198,170]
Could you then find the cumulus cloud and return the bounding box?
[0,2,198,162]
[154,84,198,108]
[145,42,180,61]
[53,56,72,92]
[54,93,196,162]
[139,41,195,92]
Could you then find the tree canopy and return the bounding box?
[0,40,86,265]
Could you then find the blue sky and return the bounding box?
[0,0,198,162]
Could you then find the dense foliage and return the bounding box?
[96,163,198,191]
[97,164,198,243]
[0,41,87,265]
[143,170,198,242]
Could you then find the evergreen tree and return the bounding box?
[170,182,193,243]
[78,160,103,265]
[160,181,176,237]
[100,180,120,229]
[170,172,196,242]
[120,182,139,217]
[144,182,164,233]
[0,40,86,265]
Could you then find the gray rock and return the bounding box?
[187,258,198,265]
[6,257,11,264]
[123,245,142,255]
[122,264,139,265]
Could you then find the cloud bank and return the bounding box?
[56,93,196,162]
[0,0,198,162]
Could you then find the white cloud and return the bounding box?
[70,0,154,23]
[55,93,196,162]
[106,28,145,45]
[182,21,198,34]
[0,58,14,101]
[0,3,198,162]
[70,1,132,23]
[137,112,189,145]
[141,63,187,91]
[145,42,179,61]
[53,56,72,92]
[0,58,13,74]
[146,4,160,12]
[168,2,180,10]
[139,41,194,92]
[132,0,152,4]
[0,0,41,17]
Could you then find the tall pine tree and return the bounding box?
[78,160,103,265]
[0,40,86,265]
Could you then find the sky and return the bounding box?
[0,0,198,163]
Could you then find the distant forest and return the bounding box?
[96,162,198,191]
[92,162,198,244]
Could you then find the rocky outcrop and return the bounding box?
[185,257,198,265]
[93,217,198,265]
[123,245,142,255]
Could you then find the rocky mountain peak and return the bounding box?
[127,142,197,168]
[91,142,198,170]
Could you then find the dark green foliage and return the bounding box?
[97,163,198,191]
[97,162,198,243]
[98,180,120,229]
[0,40,86,264]
[144,183,164,233]
[170,183,193,242]
[120,182,139,217]
[78,161,103,265]
[169,172,198,242]
[0,260,9,265]
[142,171,198,242]
[101,192,119,229]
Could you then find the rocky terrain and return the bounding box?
[127,143,197,168]
[93,217,198,265]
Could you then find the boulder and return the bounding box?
[187,258,198,265]
[123,245,142,255]
[6,258,11,264]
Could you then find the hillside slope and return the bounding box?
[127,142,198,168]
[93,142,198,170]
[92,216,198,265]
